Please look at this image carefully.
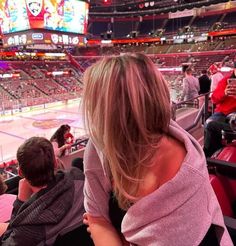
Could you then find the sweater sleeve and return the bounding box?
[52,141,61,157]
[195,77,200,93]
[52,141,66,157]
[211,77,227,104]
[1,224,45,246]
[83,140,112,222]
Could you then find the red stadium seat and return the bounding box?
[209,174,234,217]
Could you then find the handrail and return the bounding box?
[207,157,236,180]
[174,92,210,107]
[185,102,205,132]
[173,92,211,132]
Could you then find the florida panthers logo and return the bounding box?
[26,0,43,16]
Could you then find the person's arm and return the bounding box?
[83,140,123,245]
[211,78,228,104]
[210,74,216,92]
[181,78,188,101]
[0,223,8,237]
[85,214,123,246]
[51,141,70,157]
[8,178,32,221]
[196,77,200,94]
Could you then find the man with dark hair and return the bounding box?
[199,69,211,94]
[0,137,87,246]
[17,137,55,187]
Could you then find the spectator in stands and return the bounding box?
[198,69,211,94]
[209,63,224,92]
[50,124,73,157]
[180,67,199,101]
[82,53,232,245]
[0,137,86,246]
[203,64,236,157]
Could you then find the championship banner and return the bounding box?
[169,9,196,19]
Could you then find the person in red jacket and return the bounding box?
[203,64,236,157]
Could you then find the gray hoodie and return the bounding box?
[1,168,85,246]
[84,120,233,246]
[181,75,200,101]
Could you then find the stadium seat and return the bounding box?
[5,175,21,195]
[53,224,94,246]
[208,158,236,244]
[209,174,234,217]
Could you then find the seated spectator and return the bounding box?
[0,137,86,246]
[198,69,211,94]
[204,63,236,157]
[50,124,73,157]
[82,53,232,245]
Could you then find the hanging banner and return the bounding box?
[169,9,196,19]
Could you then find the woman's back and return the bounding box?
[183,75,199,100]
[137,135,186,198]
[82,54,232,246]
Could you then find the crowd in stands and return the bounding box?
[0,60,83,110]
[0,37,235,112]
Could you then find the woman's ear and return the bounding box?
[18,167,24,178]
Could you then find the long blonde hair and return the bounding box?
[83,53,171,210]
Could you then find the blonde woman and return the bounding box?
[82,53,232,246]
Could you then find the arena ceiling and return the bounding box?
[89,0,207,7]
[89,0,230,16]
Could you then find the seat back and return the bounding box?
[217,145,236,163]
[209,174,234,217]
[5,175,21,195]
[53,224,94,246]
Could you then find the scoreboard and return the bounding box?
[0,0,89,35]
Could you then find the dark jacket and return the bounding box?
[1,168,85,246]
[198,74,211,94]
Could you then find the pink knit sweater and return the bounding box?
[84,120,233,246]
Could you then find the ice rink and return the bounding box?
[0,101,85,162]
